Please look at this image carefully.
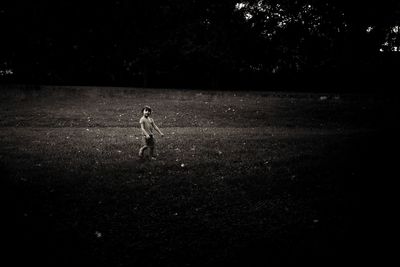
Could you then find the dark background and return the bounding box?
[1,1,399,266]
[1,0,399,91]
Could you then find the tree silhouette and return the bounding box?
[1,0,399,90]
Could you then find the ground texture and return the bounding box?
[0,86,397,266]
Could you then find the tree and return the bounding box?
[1,0,399,89]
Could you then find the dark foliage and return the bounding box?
[1,0,399,91]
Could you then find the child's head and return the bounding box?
[141,106,152,116]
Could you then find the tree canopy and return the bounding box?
[1,0,399,90]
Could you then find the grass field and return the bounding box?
[0,85,397,266]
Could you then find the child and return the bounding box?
[138,106,164,160]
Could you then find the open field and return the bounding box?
[0,85,397,266]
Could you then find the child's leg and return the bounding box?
[139,136,150,157]
[149,146,155,158]
[139,145,148,157]
[148,136,155,158]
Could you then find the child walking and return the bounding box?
[138,106,164,160]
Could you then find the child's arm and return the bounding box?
[152,121,164,136]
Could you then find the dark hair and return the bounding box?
[141,106,152,113]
